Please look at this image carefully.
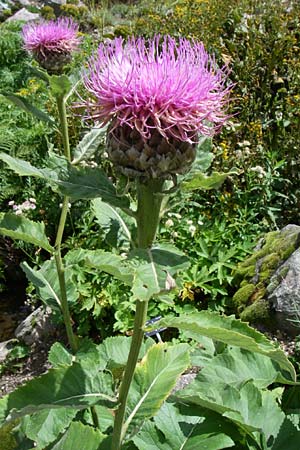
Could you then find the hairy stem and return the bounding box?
[111,178,164,449]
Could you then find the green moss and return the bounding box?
[240,299,270,323]
[232,283,256,307]
[251,285,266,302]
[260,253,280,271]
[0,422,17,450]
[41,6,55,20]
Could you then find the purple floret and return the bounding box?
[82,36,231,143]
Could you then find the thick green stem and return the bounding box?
[111,178,164,450]
[111,299,149,450]
[136,178,164,248]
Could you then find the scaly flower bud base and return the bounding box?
[34,50,72,74]
[107,124,196,179]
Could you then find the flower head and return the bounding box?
[82,36,230,142]
[22,18,80,73]
[81,36,231,178]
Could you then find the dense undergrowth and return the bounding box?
[0,0,300,334]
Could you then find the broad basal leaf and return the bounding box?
[133,401,235,450]
[0,213,53,253]
[124,343,190,433]
[50,421,107,450]
[158,312,296,380]
[175,379,285,442]
[195,346,296,389]
[22,408,77,449]
[0,362,116,425]
[72,127,106,165]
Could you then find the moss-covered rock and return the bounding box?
[240,299,270,323]
[232,283,256,308]
[232,225,300,328]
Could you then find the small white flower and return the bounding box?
[187,219,193,225]
[15,209,22,215]
[171,231,178,238]
[165,219,174,228]
[189,225,196,237]
[8,200,15,206]
[29,197,36,203]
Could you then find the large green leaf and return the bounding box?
[22,408,77,449]
[195,346,296,388]
[175,379,285,442]
[70,245,189,301]
[21,259,79,310]
[0,152,57,180]
[49,421,107,450]
[0,213,53,253]
[83,249,134,285]
[124,343,190,433]
[158,312,296,379]
[272,414,300,450]
[1,93,55,125]
[56,165,130,208]
[72,127,106,165]
[0,363,116,425]
[128,245,190,301]
[92,198,133,247]
[98,335,154,371]
[133,401,235,450]
[182,171,231,191]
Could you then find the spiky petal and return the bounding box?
[22,18,80,73]
[82,36,231,143]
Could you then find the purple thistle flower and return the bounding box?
[82,36,231,143]
[22,18,80,74]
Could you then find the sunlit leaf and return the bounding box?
[158,312,296,379]
[125,343,190,432]
[72,127,106,165]
[50,421,107,450]
[0,213,53,253]
[0,363,116,425]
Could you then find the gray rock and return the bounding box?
[15,306,54,345]
[18,0,31,6]
[233,224,300,335]
[44,0,66,15]
[268,247,300,334]
[0,339,15,363]
[6,7,40,22]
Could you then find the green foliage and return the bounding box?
[0,317,297,449]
